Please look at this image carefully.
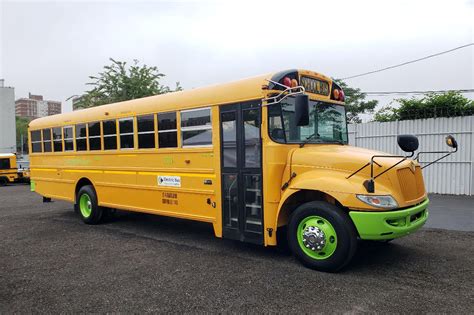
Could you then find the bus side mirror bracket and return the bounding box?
[415,135,458,169]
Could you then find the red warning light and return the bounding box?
[282,77,292,88]
[339,89,345,101]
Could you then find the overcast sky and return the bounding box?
[1,0,473,115]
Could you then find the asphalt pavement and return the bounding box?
[1,184,473,313]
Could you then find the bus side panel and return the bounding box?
[92,150,219,223]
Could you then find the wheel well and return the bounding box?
[75,178,93,203]
[277,190,344,228]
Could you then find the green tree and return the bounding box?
[73,58,182,109]
[16,116,31,153]
[373,91,474,122]
[373,104,399,122]
[334,79,378,123]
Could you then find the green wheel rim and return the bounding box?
[297,215,338,260]
[79,193,92,218]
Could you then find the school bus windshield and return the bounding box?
[268,97,348,144]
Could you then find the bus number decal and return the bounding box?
[157,175,181,187]
[162,192,178,205]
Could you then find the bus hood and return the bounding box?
[287,144,427,208]
[290,144,394,175]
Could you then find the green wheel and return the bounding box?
[79,193,92,218]
[76,185,103,224]
[288,201,358,272]
[297,216,338,260]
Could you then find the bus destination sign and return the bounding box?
[300,77,330,96]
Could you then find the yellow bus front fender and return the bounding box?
[275,168,393,228]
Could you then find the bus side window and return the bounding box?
[137,114,155,149]
[52,127,63,152]
[157,112,177,148]
[103,119,117,150]
[181,107,212,147]
[0,158,10,169]
[119,117,134,149]
[64,126,74,151]
[31,130,42,153]
[75,124,87,151]
[88,122,101,150]
[42,129,52,152]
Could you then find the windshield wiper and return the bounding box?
[300,132,320,148]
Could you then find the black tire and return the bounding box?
[288,201,358,272]
[76,185,103,224]
[0,177,8,186]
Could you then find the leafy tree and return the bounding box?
[16,116,31,153]
[334,79,378,123]
[73,58,182,109]
[373,104,398,122]
[373,91,474,122]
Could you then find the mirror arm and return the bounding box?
[415,147,458,161]
[418,147,458,169]
[346,160,382,179]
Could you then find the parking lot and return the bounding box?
[1,184,473,313]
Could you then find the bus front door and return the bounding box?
[220,102,263,244]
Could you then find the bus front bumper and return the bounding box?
[349,198,429,240]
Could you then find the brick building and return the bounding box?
[15,93,61,119]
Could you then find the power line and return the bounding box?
[360,89,474,96]
[339,43,474,80]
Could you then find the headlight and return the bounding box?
[356,194,398,209]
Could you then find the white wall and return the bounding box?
[0,85,16,153]
[348,116,474,195]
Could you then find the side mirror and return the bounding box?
[397,134,419,152]
[445,135,457,149]
[294,94,309,126]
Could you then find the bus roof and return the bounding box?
[29,69,333,129]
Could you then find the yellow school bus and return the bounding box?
[30,69,455,272]
[0,153,19,185]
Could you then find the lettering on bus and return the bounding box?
[162,192,178,205]
[300,77,330,96]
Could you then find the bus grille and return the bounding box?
[397,166,425,202]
